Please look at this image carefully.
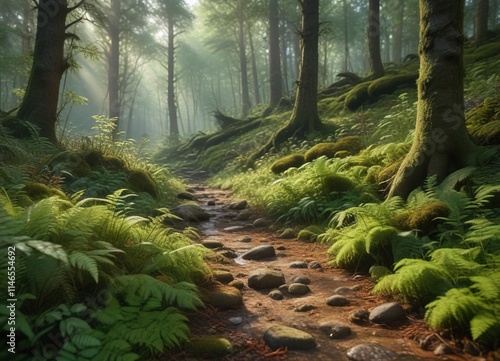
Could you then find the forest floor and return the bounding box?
[166,171,484,361]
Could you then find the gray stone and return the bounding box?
[291,276,311,285]
[295,304,315,312]
[319,322,352,340]
[347,343,398,361]
[177,191,197,201]
[213,270,234,284]
[268,289,284,300]
[218,249,238,259]
[207,200,216,206]
[349,309,370,324]
[279,228,296,239]
[229,200,248,210]
[228,280,245,290]
[278,284,289,293]
[276,245,286,251]
[309,261,322,269]
[263,325,316,351]
[241,245,276,260]
[369,302,406,324]
[237,210,252,221]
[288,283,310,295]
[224,225,246,232]
[228,317,243,326]
[239,237,252,243]
[172,204,210,222]
[326,295,349,306]
[202,240,224,249]
[248,268,285,290]
[204,286,243,310]
[289,261,308,269]
[334,286,355,295]
[253,218,271,227]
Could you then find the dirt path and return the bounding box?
[173,172,473,361]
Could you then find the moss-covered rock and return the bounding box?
[23,182,67,201]
[128,169,159,198]
[334,150,351,159]
[83,149,104,169]
[188,336,233,359]
[395,201,450,234]
[466,96,500,145]
[367,72,418,98]
[271,153,306,174]
[322,174,355,194]
[102,156,127,171]
[297,225,326,242]
[66,152,93,177]
[305,136,363,162]
[344,82,371,111]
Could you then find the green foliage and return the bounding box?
[271,153,306,174]
[304,136,363,162]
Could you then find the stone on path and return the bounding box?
[239,237,252,243]
[224,225,247,232]
[188,336,233,359]
[334,286,356,296]
[319,322,352,339]
[204,286,243,310]
[237,210,252,220]
[279,228,296,239]
[289,261,308,269]
[347,343,398,361]
[291,275,311,285]
[207,200,216,206]
[309,261,322,269]
[253,218,271,227]
[229,200,248,210]
[348,309,370,324]
[172,204,210,222]
[212,270,234,284]
[326,295,349,306]
[263,325,316,351]
[228,317,244,326]
[228,280,245,290]
[248,268,285,290]
[241,245,276,260]
[369,302,406,324]
[288,283,310,296]
[295,304,315,312]
[177,191,197,201]
[202,240,223,249]
[268,289,284,300]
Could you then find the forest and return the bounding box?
[0,0,499,360]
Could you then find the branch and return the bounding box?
[68,0,85,13]
[65,16,84,29]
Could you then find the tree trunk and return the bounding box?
[475,0,489,45]
[108,0,120,138]
[237,0,251,117]
[247,0,321,166]
[388,0,476,199]
[248,28,261,105]
[392,0,405,62]
[167,11,179,137]
[17,0,69,143]
[368,0,384,78]
[343,0,350,72]
[269,0,283,109]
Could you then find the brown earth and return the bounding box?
[166,173,490,361]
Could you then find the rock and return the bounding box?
[348,309,370,324]
[295,304,315,312]
[202,240,224,249]
[289,261,308,269]
[224,225,246,232]
[433,344,452,356]
[263,325,316,351]
[347,343,398,361]
[268,289,284,300]
[204,286,243,310]
[288,283,310,296]
[228,280,245,290]
[218,249,238,259]
[213,270,234,284]
[239,237,252,243]
[369,302,406,325]
[326,295,349,306]
[188,336,233,358]
[172,204,210,222]
[291,276,311,285]
[248,269,285,290]
[241,245,276,260]
[334,286,355,295]
[309,261,322,269]
[207,200,216,206]
[253,218,271,227]
[177,191,197,201]
[319,322,352,340]
[229,200,248,210]
[279,228,296,239]
[237,210,252,221]
[278,284,289,293]
[276,245,286,251]
[228,317,244,326]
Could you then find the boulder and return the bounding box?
[188,336,233,359]
[347,343,397,361]
[369,302,406,325]
[177,191,197,201]
[172,204,210,222]
[229,200,248,210]
[319,322,352,339]
[212,270,234,284]
[204,286,243,310]
[326,295,349,307]
[263,325,316,351]
[241,245,276,260]
[288,283,310,296]
[248,268,285,290]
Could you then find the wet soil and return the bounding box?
[169,173,484,361]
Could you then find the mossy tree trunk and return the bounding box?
[246,0,321,166]
[167,10,179,138]
[107,0,121,139]
[475,0,489,46]
[368,0,384,78]
[17,0,72,144]
[237,0,251,117]
[388,0,477,199]
[268,0,283,110]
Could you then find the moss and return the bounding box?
[377,159,404,188]
[128,169,159,198]
[271,153,306,174]
[297,225,326,242]
[84,149,104,169]
[67,152,92,177]
[304,136,363,162]
[322,174,355,193]
[23,182,66,201]
[367,72,418,98]
[344,82,371,111]
[464,41,500,64]
[102,156,127,171]
[188,336,233,358]
[334,150,351,158]
[395,201,450,234]
[366,226,398,261]
[365,165,383,185]
[466,96,500,145]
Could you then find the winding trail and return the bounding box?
[175,171,469,361]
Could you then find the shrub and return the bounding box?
[271,153,306,174]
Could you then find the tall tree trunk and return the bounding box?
[108,0,120,138]
[248,29,261,105]
[247,0,321,166]
[343,0,350,72]
[388,0,476,199]
[392,0,405,62]
[17,0,69,143]
[368,0,384,78]
[268,0,284,110]
[167,12,179,137]
[237,0,251,117]
[281,22,289,94]
[475,0,489,45]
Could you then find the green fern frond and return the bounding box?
[69,252,99,283]
[470,310,500,342]
[429,248,484,280]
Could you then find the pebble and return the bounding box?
[269,289,284,300]
[295,304,315,312]
[288,283,310,295]
[291,275,311,285]
[289,261,308,269]
[309,261,322,269]
[228,317,243,326]
[326,295,349,306]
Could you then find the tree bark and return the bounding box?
[343,0,350,72]
[248,28,261,105]
[392,0,405,62]
[246,0,321,166]
[237,0,251,117]
[388,0,477,199]
[269,0,283,109]
[475,0,489,45]
[17,0,69,144]
[107,0,121,138]
[368,0,384,78]
[167,11,179,137]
